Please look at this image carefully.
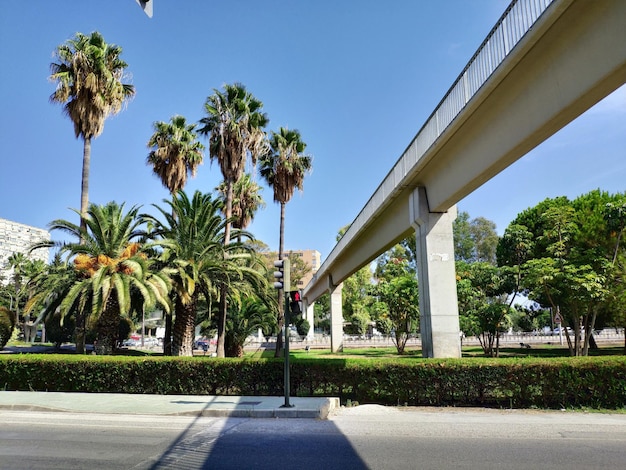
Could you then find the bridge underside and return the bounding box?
[304,0,626,357]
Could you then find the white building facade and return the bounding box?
[0,217,50,282]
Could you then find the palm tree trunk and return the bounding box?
[75,312,86,355]
[172,295,197,357]
[95,295,120,355]
[163,312,173,356]
[74,136,91,354]
[80,137,91,236]
[275,202,286,358]
[216,180,234,358]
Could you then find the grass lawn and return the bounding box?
[245,344,625,360]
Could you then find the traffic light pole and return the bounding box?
[274,258,294,409]
[281,292,294,408]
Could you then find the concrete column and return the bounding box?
[304,300,315,340]
[329,280,344,353]
[410,187,461,358]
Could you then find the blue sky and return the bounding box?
[1,0,624,262]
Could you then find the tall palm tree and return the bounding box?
[43,202,171,354]
[216,173,266,236]
[147,115,204,195]
[260,127,312,356]
[198,83,269,358]
[147,115,204,355]
[49,31,135,235]
[142,191,266,356]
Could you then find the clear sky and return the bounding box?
[1,0,624,262]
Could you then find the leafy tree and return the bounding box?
[44,311,75,348]
[374,244,415,280]
[198,83,268,358]
[49,31,135,235]
[260,127,312,357]
[147,114,204,355]
[453,212,499,263]
[314,293,330,335]
[372,275,419,354]
[453,211,474,262]
[604,197,626,264]
[502,190,626,355]
[342,266,373,324]
[456,261,513,356]
[0,306,16,349]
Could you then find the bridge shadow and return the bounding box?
[149,406,367,470]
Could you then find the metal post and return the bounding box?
[281,292,294,408]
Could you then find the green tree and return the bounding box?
[43,203,171,354]
[147,114,204,355]
[373,275,419,354]
[198,83,269,358]
[49,31,135,235]
[454,211,475,262]
[0,306,16,349]
[217,173,265,234]
[6,254,47,343]
[142,191,266,356]
[147,115,204,195]
[456,261,513,356]
[453,212,499,263]
[503,191,625,355]
[260,127,312,357]
[24,254,82,348]
[224,296,276,357]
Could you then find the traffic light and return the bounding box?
[289,290,303,314]
[273,258,290,291]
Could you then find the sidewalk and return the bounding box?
[0,391,338,419]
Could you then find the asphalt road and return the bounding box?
[1,406,625,469]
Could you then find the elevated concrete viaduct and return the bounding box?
[302,0,626,357]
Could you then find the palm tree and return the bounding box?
[43,202,171,354]
[260,127,312,356]
[216,173,266,237]
[141,191,266,356]
[49,31,135,235]
[225,296,276,357]
[198,83,269,357]
[7,254,47,343]
[147,115,204,195]
[147,114,204,354]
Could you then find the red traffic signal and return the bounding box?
[289,290,302,313]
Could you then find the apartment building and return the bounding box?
[0,217,50,282]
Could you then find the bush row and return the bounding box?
[0,355,624,409]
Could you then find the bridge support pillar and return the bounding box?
[329,280,344,353]
[411,187,461,358]
[304,300,315,340]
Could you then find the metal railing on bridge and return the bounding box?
[328,0,555,270]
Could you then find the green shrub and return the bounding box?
[45,312,75,348]
[0,355,624,409]
[0,307,16,349]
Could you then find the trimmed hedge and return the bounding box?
[0,355,624,409]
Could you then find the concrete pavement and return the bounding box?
[0,391,338,419]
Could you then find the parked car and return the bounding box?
[195,338,209,351]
